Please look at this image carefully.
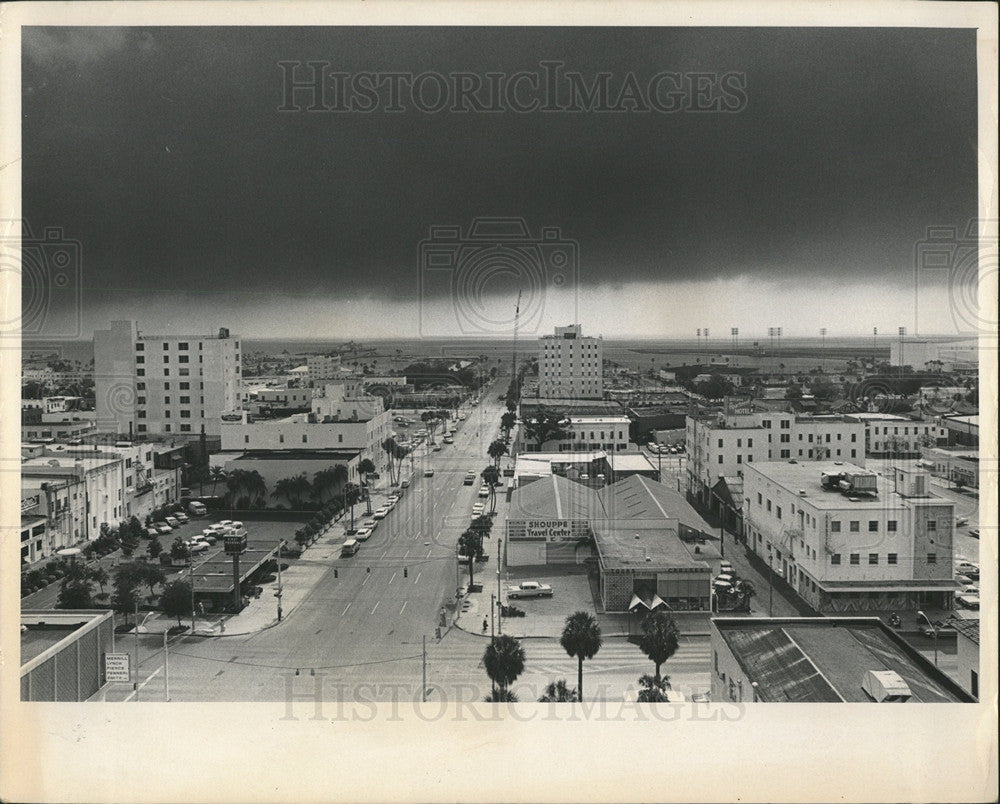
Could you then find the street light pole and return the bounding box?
[134,598,140,702]
[917,610,938,666]
[768,554,774,617]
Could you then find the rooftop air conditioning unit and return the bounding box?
[862,670,911,702]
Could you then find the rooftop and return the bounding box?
[593,520,710,571]
[746,461,951,511]
[21,610,113,668]
[219,449,361,461]
[951,619,980,645]
[713,617,973,702]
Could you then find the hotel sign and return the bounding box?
[525,519,574,541]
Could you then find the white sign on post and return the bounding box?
[104,652,130,682]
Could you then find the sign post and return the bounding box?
[104,653,130,684]
[224,533,248,611]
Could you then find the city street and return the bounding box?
[103,380,518,702]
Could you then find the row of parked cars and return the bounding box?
[648,442,684,455]
[344,492,402,550]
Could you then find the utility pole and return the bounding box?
[497,538,503,636]
[422,635,427,702]
[189,557,196,635]
[134,598,140,702]
[163,631,169,701]
[768,554,774,617]
[490,593,496,639]
[276,541,284,622]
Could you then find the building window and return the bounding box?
[927,520,937,531]
[868,521,878,532]
[180,382,190,390]
[136,342,144,351]
[179,342,188,349]
[718,455,724,464]
[136,355,145,364]
[279,434,284,443]
[869,553,878,565]
[888,520,897,532]
[163,342,169,350]
[849,554,859,565]
[180,410,191,418]
[180,396,190,404]
[849,521,859,532]
[766,500,771,512]
[718,439,723,448]
[888,553,897,565]
[302,434,308,443]
[757,493,762,505]
[831,554,841,565]
[137,369,145,376]
[180,424,192,432]
[179,355,189,363]
[244,435,249,444]
[776,506,782,520]
[927,553,937,564]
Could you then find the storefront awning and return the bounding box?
[629,594,669,611]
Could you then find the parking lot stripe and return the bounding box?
[342,603,352,616]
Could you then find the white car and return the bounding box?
[400,479,410,488]
[146,527,160,538]
[458,414,466,421]
[372,507,391,520]
[360,518,377,530]
[153,522,172,534]
[424,468,435,477]
[173,512,189,523]
[478,486,490,498]
[387,494,400,505]
[472,503,485,515]
[432,444,442,452]
[354,527,373,542]
[443,436,454,444]
[164,516,180,527]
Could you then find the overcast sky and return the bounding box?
[22,26,979,339]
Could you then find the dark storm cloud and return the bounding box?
[22,26,977,314]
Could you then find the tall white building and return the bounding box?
[538,324,603,400]
[307,354,343,384]
[94,320,241,439]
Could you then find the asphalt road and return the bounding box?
[106,380,518,702]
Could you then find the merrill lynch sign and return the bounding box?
[526,520,575,541]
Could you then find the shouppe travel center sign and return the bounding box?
[525,520,575,541]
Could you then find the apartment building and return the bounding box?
[19,478,86,562]
[843,413,945,457]
[516,414,633,454]
[94,320,241,439]
[21,452,127,541]
[306,354,342,384]
[538,324,604,400]
[742,461,956,612]
[686,409,866,509]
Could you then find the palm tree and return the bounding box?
[357,458,376,514]
[271,476,300,509]
[381,437,399,485]
[458,529,482,587]
[636,673,671,702]
[481,465,500,515]
[539,679,578,702]
[638,611,679,684]
[500,411,516,442]
[209,466,227,496]
[343,483,361,531]
[560,611,602,700]
[488,439,508,467]
[311,467,344,507]
[482,634,526,699]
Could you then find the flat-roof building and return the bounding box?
[21,610,115,702]
[537,324,604,400]
[710,617,974,702]
[743,461,956,613]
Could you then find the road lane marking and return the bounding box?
[399,601,408,615]
[122,665,163,702]
[371,601,380,615]
[342,603,352,616]
[426,549,432,558]
[362,573,370,586]
[404,549,410,557]
[414,572,421,584]
[389,572,396,584]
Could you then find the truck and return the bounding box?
[507,581,553,599]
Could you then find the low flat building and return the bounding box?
[920,445,978,490]
[844,412,945,457]
[21,610,116,702]
[210,448,362,491]
[940,414,979,447]
[710,617,974,702]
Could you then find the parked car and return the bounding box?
[373,507,391,520]
[354,527,373,542]
[360,518,377,531]
[200,531,218,544]
[968,528,980,540]
[955,561,979,580]
[432,444,442,452]
[164,516,180,527]
[188,501,207,516]
[424,468,435,477]
[458,414,466,421]
[146,527,160,538]
[472,503,485,516]
[400,479,410,488]
[956,594,980,610]
[153,522,172,534]
[464,473,476,486]
[443,436,454,444]
[387,494,400,505]
[478,486,490,498]
[507,581,553,599]
[173,512,189,523]
[955,516,969,527]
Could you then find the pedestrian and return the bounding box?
[482,617,488,633]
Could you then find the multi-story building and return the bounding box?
[538,324,603,400]
[843,413,945,457]
[94,320,241,440]
[21,452,126,541]
[686,406,866,509]
[19,481,85,562]
[217,383,392,484]
[890,337,977,372]
[515,414,632,454]
[742,461,956,613]
[306,354,342,384]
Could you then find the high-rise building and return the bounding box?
[307,354,343,384]
[537,324,603,400]
[94,320,241,439]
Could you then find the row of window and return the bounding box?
[137,410,200,419]
[831,519,900,532]
[138,396,201,405]
[872,425,933,436]
[137,423,194,433]
[830,553,907,565]
[136,340,241,351]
